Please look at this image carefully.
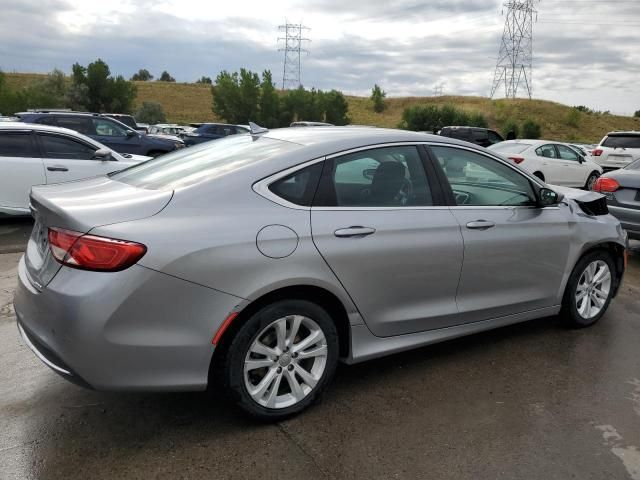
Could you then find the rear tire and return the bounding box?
[585,171,600,190]
[561,250,615,328]
[220,300,339,420]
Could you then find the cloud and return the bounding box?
[0,0,639,114]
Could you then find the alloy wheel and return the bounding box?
[575,260,611,319]
[244,315,328,409]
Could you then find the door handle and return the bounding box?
[466,220,495,231]
[334,226,376,238]
[47,166,68,172]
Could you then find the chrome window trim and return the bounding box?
[253,141,547,210]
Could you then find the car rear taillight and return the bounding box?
[48,227,146,272]
[508,156,525,165]
[592,177,620,193]
[592,149,603,156]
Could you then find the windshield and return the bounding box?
[110,134,300,190]
[602,135,640,149]
[625,158,640,171]
[488,142,531,154]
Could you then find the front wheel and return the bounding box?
[221,300,339,420]
[561,251,615,328]
[585,171,600,190]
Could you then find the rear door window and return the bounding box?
[536,145,557,158]
[602,135,640,149]
[268,163,323,206]
[56,116,95,135]
[0,132,35,157]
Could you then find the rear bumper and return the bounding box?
[609,205,640,240]
[14,256,243,391]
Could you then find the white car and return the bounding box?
[0,123,150,216]
[488,140,603,189]
[593,131,640,171]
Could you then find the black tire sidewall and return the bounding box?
[223,299,339,420]
[562,251,615,328]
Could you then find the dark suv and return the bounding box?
[181,123,249,147]
[439,126,504,148]
[17,111,184,156]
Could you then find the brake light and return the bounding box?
[592,177,620,193]
[593,149,603,157]
[508,156,525,164]
[48,227,146,272]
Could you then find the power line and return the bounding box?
[491,1,539,100]
[277,21,310,90]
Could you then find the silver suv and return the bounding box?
[593,131,640,171]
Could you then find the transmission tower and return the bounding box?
[278,21,310,90]
[433,83,445,96]
[490,1,538,99]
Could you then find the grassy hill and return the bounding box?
[5,73,639,142]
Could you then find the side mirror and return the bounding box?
[126,130,137,138]
[578,156,585,163]
[539,187,564,207]
[93,148,113,161]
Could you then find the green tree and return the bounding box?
[158,71,175,82]
[212,70,241,123]
[322,89,350,125]
[21,69,68,109]
[522,119,542,139]
[136,101,166,124]
[71,59,137,112]
[237,68,260,122]
[400,104,484,132]
[370,84,386,113]
[131,69,153,81]
[196,76,212,84]
[502,119,520,139]
[258,70,279,128]
[634,110,640,118]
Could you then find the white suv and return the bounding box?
[593,131,640,171]
[0,123,149,216]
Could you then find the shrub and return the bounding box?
[136,101,166,124]
[131,69,153,81]
[400,104,486,132]
[566,108,580,128]
[158,71,175,82]
[370,84,386,113]
[522,119,542,139]
[502,119,519,139]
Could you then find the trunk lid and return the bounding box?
[25,176,172,289]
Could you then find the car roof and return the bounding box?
[261,126,477,150]
[606,131,640,136]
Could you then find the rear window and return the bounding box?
[268,162,323,206]
[602,135,640,149]
[489,142,531,154]
[111,134,300,190]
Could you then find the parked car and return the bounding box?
[181,123,249,147]
[439,126,504,147]
[0,122,149,216]
[103,113,138,130]
[14,127,626,419]
[290,121,334,127]
[593,131,640,171]
[149,124,186,137]
[569,144,594,158]
[16,111,184,157]
[489,140,602,189]
[592,158,640,239]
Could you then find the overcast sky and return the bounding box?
[1,0,639,114]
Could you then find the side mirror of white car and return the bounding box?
[93,148,113,161]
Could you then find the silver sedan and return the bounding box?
[14,126,628,419]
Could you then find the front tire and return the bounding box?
[561,251,615,328]
[221,300,339,420]
[585,171,600,190]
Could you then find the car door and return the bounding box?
[556,144,587,187]
[36,132,126,183]
[91,117,141,154]
[534,144,564,184]
[429,145,571,324]
[0,130,46,211]
[311,144,465,337]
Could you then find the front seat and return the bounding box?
[369,161,407,205]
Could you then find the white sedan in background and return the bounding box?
[0,123,150,216]
[489,140,603,190]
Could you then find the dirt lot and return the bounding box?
[1,218,639,479]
